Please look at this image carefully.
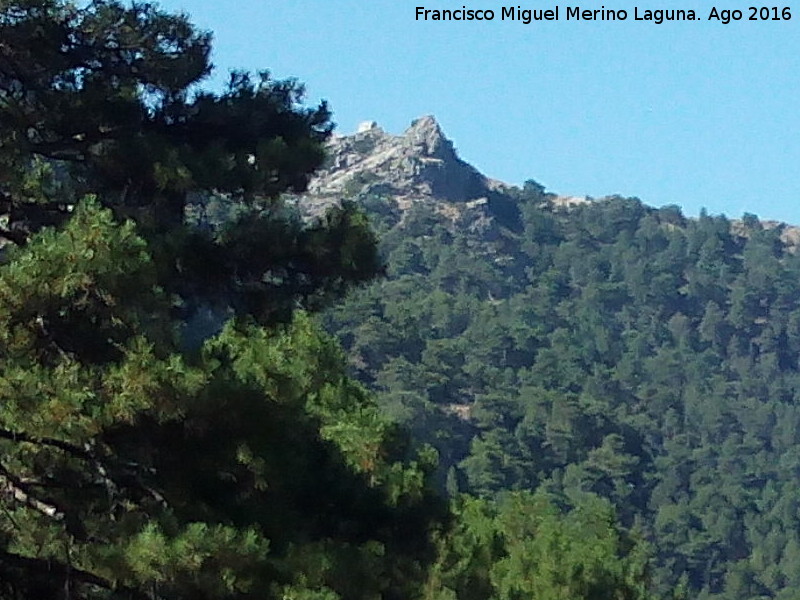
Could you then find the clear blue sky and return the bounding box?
[158,0,800,223]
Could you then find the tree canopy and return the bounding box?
[326,181,800,600]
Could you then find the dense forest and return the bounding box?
[325,180,800,600]
[0,1,652,599]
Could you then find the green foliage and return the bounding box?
[326,185,800,600]
[0,201,441,599]
[424,492,653,600]
[0,2,439,598]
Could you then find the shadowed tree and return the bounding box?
[0,0,380,325]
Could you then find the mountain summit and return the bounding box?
[300,116,495,217]
[298,117,800,249]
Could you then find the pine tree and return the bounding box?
[0,1,440,598]
[0,0,380,324]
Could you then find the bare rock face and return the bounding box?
[297,115,800,254]
[404,115,451,158]
[294,116,529,243]
[302,116,491,215]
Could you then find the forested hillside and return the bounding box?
[320,125,800,600]
[0,1,653,599]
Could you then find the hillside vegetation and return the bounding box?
[0,1,653,599]
[324,177,800,600]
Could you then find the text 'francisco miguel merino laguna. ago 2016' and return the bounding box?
[415,6,793,24]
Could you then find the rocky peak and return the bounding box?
[294,117,800,254]
[403,115,452,158]
[302,116,491,211]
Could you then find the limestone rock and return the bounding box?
[300,116,491,217]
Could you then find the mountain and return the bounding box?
[311,116,490,200]
[300,116,494,212]
[297,116,800,249]
[296,115,584,231]
[312,117,800,600]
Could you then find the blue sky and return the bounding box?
[157,0,800,223]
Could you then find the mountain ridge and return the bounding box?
[297,116,800,248]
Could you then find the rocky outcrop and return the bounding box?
[298,116,492,218]
[295,116,800,253]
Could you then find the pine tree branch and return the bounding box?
[0,226,27,246]
[0,427,92,459]
[0,550,112,592]
[0,428,168,512]
[0,463,63,520]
